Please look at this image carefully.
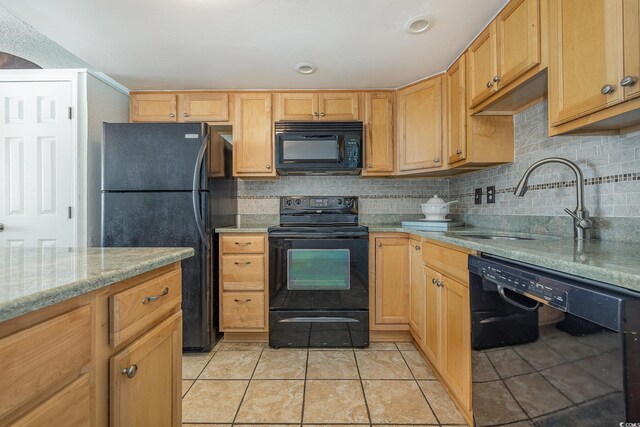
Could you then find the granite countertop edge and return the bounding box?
[0,247,194,323]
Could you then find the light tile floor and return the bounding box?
[182,341,467,426]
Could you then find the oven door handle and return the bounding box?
[278,317,359,323]
[496,284,540,312]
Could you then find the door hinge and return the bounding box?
[68,206,72,219]
[68,107,72,120]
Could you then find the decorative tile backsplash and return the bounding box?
[238,100,639,219]
[238,177,449,215]
[449,101,640,218]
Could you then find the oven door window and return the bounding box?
[281,136,341,163]
[287,249,350,290]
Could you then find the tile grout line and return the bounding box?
[353,348,374,426]
[230,345,265,426]
[300,348,309,425]
[395,343,442,426]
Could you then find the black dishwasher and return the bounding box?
[468,255,640,426]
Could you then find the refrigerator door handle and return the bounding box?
[193,129,210,250]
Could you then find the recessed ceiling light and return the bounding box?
[295,62,316,75]
[405,15,431,34]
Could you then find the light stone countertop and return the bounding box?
[0,247,194,323]
[217,222,640,293]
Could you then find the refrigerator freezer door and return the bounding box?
[102,122,208,191]
[102,191,214,349]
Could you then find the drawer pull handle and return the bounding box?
[234,261,252,265]
[121,364,138,378]
[234,241,252,246]
[234,298,252,303]
[142,287,169,304]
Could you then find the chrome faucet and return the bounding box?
[513,157,593,240]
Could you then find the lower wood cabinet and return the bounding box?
[370,234,410,330]
[110,311,182,427]
[408,239,425,340]
[219,233,269,334]
[422,266,442,367]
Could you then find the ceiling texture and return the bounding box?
[1,0,509,90]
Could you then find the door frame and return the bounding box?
[0,69,116,246]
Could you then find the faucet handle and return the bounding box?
[564,208,592,229]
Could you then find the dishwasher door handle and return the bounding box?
[279,317,359,323]
[496,284,540,312]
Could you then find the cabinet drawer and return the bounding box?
[221,235,265,254]
[422,242,469,285]
[222,292,265,330]
[0,306,91,420]
[110,269,182,347]
[222,255,265,291]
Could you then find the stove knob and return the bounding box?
[337,199,343,205]
[345,199,353,207]
[285,199,293,207]
[295,199,302,206]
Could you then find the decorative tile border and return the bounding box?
[451,171,639,199]
[237,194,443,200]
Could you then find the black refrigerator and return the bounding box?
[101,122,236,351]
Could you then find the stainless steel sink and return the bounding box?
[458,234,535,241]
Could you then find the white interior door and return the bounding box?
[0,81,74,248]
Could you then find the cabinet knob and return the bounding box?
[377,242,382,247]
[234,261,252,265]
[169,113,175,118]
[183,112,189,117]
[266,164,271,169]
[486,81,494,88]
[456,149,462,155]
[621,76,637,87]
[313,112,319,117]
[415,245,421,251]
[234,298,252,303]
[319,112,326,117]
[121,364,138,379]
[493,75,501,82]
[434,157,440,163]
[367,163,372,168]
[601,84,616,95]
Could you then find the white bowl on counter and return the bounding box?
[421,195,458,221]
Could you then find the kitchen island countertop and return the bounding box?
[0,247,194,323]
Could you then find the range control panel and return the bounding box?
[281,196,357,212]
[469,256,568,311]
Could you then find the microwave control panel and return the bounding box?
[345,137,360,168]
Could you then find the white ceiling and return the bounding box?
[1,0,509,90]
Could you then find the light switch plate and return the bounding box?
[487,186,495,204]
[474,188,482,205]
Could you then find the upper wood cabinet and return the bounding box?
[467,23,499,107]
[623,0,640,100]
[468,0,541,108]
[233,93,275,177]
[549,0,625,125]
[275,92,360,121]
[446,55,467,165]
[130,93,177,122]
[178,93,229,122]
[363,92,395,176]
[397,76,444,173]
[497,0,541,88]
[371,235,409,329]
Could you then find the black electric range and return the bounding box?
[267,196,369,348]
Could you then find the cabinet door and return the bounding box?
[423,266,442,367]
[623,0,640,100]
[467,23,498,107]
[318,93,360,120]
[221,292,266,330]
[446,55,467,165]
[111,311,182,427]
[374,237,409,325]
[233,93,275,176]
[130,93,177,122]
[408,239,425,340]
[275,93,317,120]
[441,275,471,413]
[549,0,625,125]
[497,0,541,88]
[179,93,229,122]
[397,77,443,172]
[363,92,395,175]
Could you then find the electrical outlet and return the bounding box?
[487,186,495,204]
[474,188,482,205]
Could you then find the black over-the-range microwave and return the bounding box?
[274,121,363,175]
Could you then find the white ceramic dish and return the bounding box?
[421,195,458,221]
